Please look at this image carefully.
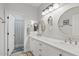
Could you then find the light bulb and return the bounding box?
[49,6,53,11]
[42,8,49,15]
[44,8,49,14]
[53,4,59,9]
[42,12,45,15]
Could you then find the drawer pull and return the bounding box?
[59,54,62,56]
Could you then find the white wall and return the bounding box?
[39,3,79,41]
[0,3,5,56]
[5,3,38,21]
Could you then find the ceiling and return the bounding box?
[28,3,42,7]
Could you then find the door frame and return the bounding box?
[5,14,15,56]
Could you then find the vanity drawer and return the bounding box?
[37,41,62,56]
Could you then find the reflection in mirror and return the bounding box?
[58,6,79,39]
[48,16,53,26]
[37,20,46,36]
[33,23,39,31]
[47,16,53,32]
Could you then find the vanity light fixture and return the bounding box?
[53,3,59,9]
[49,5,53,11]
[42,8,49,16]
[41,3,59,16]
[41,11,45,15]
[41,9,45,15]
[44,8,49,14]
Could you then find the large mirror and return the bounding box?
[58,6,79,38]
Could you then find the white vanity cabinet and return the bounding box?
[38,41,61,56]
[30,37,75,56]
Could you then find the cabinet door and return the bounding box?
[30,38,40,56]
[62,51,75,56]
[38,41,61,56]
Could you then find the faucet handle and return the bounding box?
[64,40,67,43]
[75,41,77,45]
[69,40,72,44]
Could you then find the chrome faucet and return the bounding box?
[65,38,78,45]
[64,39,67,43]
[68,38,72,44]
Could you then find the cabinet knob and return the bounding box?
[39,49,42,52]
[59,54,62,56]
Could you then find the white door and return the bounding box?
[0,19,5,56]
[8,15,15,55]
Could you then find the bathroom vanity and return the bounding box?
[29,34,79,56]
[23,4,79,56]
